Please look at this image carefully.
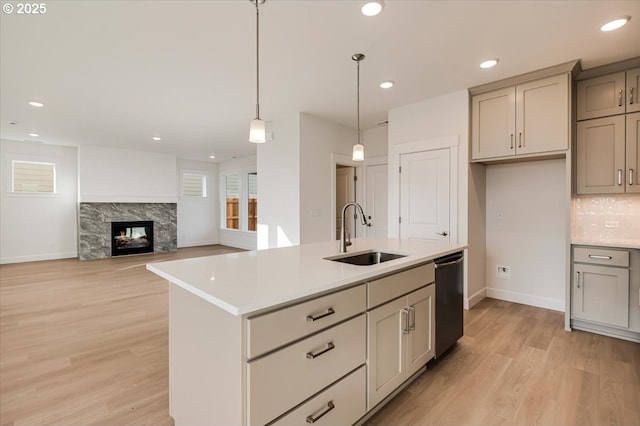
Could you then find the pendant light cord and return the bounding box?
[356,59,360,145]
[255,0,260,120]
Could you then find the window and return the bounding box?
[221,171,257,232]
[12,160,56,193]
[182,172,206,197]
[225,175,240,230]
[247,172,258,231]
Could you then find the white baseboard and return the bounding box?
[177,240,220,249]
[465,288,487,310]
[486,287,565,312]
[0,251,78,265]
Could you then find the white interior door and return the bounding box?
[336,166,355,240]
[365,164,388,237]
[399,149,450,241]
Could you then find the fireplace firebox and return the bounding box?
[111,221,154,257]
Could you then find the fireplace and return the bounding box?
[111,221,154,257]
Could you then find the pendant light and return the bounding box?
[249,0,266,143]
[352,53,365,161]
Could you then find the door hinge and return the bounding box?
[399,217,402,224]
[399,166,402,173]
[354,175,358,182]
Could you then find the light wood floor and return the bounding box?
[1,248,639,426]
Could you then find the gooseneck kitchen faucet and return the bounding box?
[340,202,369,253]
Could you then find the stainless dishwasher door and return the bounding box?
[434,252,464,358]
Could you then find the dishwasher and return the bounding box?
[434,251,464,358]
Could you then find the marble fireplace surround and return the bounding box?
[79,202,177,260]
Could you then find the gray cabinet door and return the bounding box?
[576,115,626,194]
[516,74,569,155]
[573,264,629,328]
[577,72,626,120]
[627,68,640,114]
[471,87,516,160]
[627,112,640,193]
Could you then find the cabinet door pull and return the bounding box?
[618,169,623,186]
[630,87,635,105]
[306,342,335,359]
[401,308,410,334]
[306,308,335,322]
[306,401,335,423]
[518,132,523,148]
[588,254,612,260]
[510,134,514,149]
[408,306,416,331]
[618,88,624,106]
[576,271,580,289]
[630,169,635,186]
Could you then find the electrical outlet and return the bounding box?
[496,265,511,279]
[605,220,619,228]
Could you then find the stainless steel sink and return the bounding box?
[325,250,407,266]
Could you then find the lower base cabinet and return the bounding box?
[367,284,435,409]
[571,245,640,342]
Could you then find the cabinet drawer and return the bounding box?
[270,366,366,426]
[574,247,629,267]
[367,263,434,309]
[247,314,366,426]
[247,284,366,359]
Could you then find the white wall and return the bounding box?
[485,159,566,311]
[219,155,258,250]
[387,90,483,307]
[300,113,355,245]
[177,159,219,248]
[79,145,177,202]
[257,115,301,249]
[1,140,78,263]
[362,126,388,159]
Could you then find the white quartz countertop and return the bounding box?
[572,240,640,250]
[147,237,467,316]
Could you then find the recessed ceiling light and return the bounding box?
[361,1,384,17]
[28,132,40,137]
[480,58,499,69]
[601,16,630,32]
[380,80,394,89]
[152,136,161,141]
[209,155,216,159]
[28,100,44,107]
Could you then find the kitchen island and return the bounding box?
[147,237,466,426]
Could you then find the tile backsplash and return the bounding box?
[572,196,640,243]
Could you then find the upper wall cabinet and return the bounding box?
[471,73,570,162]
[577,68,640,120]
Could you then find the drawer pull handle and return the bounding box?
[618,169,623,186]
[408,306,416,331]
[306,342,335,359]
[401,308,410,334]
[631,87,635,105]
[576,271,581,289]
[519,132,523,148]
[306,401,335,423]
[588,255,612,260]
[630,169,635,186]
[510,134,514,149]
[306,308,335,322]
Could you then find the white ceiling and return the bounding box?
[1,1,639,162]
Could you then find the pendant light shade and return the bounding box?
[352,53,365,161]
[249,0,267,143]
[352,143,364,161]
[249,118,266,143]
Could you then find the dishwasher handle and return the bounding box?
[434,256,463,269]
